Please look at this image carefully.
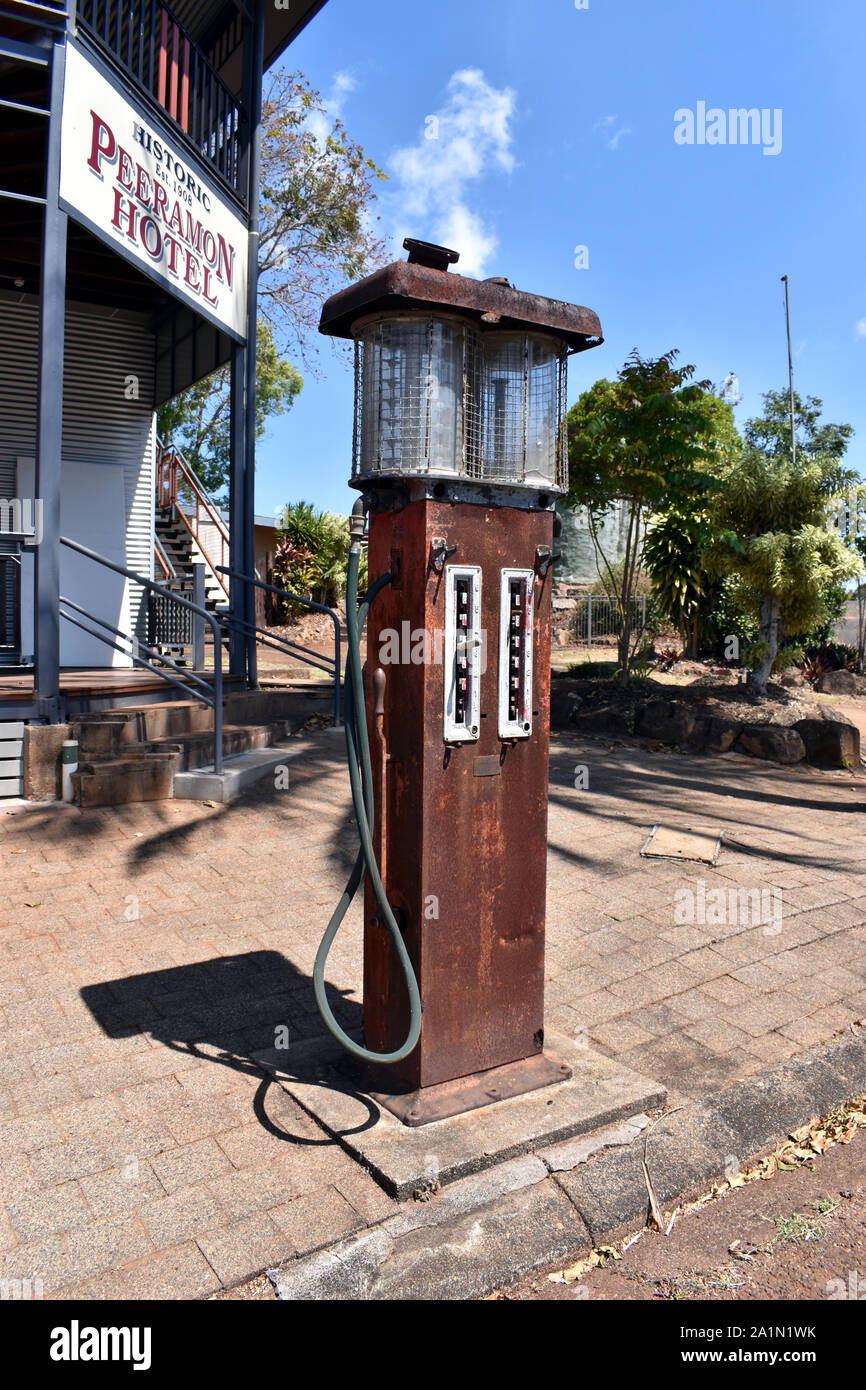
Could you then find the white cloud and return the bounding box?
[856,318,866,338]
[387,68,517,277]
[594,114,631,151]
[305,70,357,145]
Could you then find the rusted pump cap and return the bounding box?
[319,240,603,351]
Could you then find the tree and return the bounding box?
[839,483,866,667]
[157,70,386,497]
[567,350,723,682]
[642,394,741,656]
[256,69,386,353]
[705,392,861,694]
[643,504,716,654]
[157,322,301,500]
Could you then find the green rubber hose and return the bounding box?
[312,541,423,1064]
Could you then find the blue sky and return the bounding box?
[254,0,866,520]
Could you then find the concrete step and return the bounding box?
[73,751,181,807]
[73,688,331,759]
[73,701,216,754]
[65,685,339,805]
[145,720,287,771]
[173,747,296,803]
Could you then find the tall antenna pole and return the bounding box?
[781,274,797,465]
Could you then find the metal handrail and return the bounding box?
[59,600,217,713]
[221,609,337,683]
[59,535,225,773]
[154,532,176,581]
[59,592,216,703]
[216,566,342,726]
[156,438,230,599]
[157,439,230,545]
[0,1,69,29]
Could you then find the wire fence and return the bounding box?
[570,594,656,648]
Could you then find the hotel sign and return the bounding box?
[59,41,248,341]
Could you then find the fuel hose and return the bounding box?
[312,531,423,1063]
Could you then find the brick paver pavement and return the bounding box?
[1,727,864,1297]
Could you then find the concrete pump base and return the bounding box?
[254,1030,666,1201]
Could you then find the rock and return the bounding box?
[815,668,866,696]
[687,714,743,755]
[571,705,631,738]
[778,667,805,689]
[553,628,572,648]
[634,701,696,745]
[793,717,860,768]
[820,707,856,724]
[738,724,806,764]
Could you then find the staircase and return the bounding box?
[152,442,232,666]
[155,504,228,615]
[68,684,329,806]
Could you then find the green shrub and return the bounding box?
[277,501,363,607]
[565,660,620,680]
[773,643,805,673]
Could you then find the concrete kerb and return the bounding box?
[253,1030,667,1201]
[267,1027,866,1301]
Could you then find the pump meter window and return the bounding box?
[498,569,535,739]
[443,565,482,743]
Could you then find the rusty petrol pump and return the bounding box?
[313,239,603,1125]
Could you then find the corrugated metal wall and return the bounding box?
[0,294,155,661]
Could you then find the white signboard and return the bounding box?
[59,41,248,341]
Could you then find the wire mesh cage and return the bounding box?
[353,315,567,490]
[353,315,479,478]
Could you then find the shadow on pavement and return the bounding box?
[80,949,379,1144]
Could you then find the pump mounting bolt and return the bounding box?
[430,537,458,573]
[534,545,559,578]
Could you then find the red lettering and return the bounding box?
[135,164,152,208]
[215,234,234,289]
[182,210,204,255]
[139,215,162,259]
[166,198,184,238]
[116,146,135,192]
[202,266,218,307]
[183,249,201,292]
[164,234,182,275]
[152,181,169,222]
[87,111,115,175]
[110,188,138,243]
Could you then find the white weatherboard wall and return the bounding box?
[0,295,155,666]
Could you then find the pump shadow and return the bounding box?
[80,949,380,1144]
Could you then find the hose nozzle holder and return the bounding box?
[349,497,366,542]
